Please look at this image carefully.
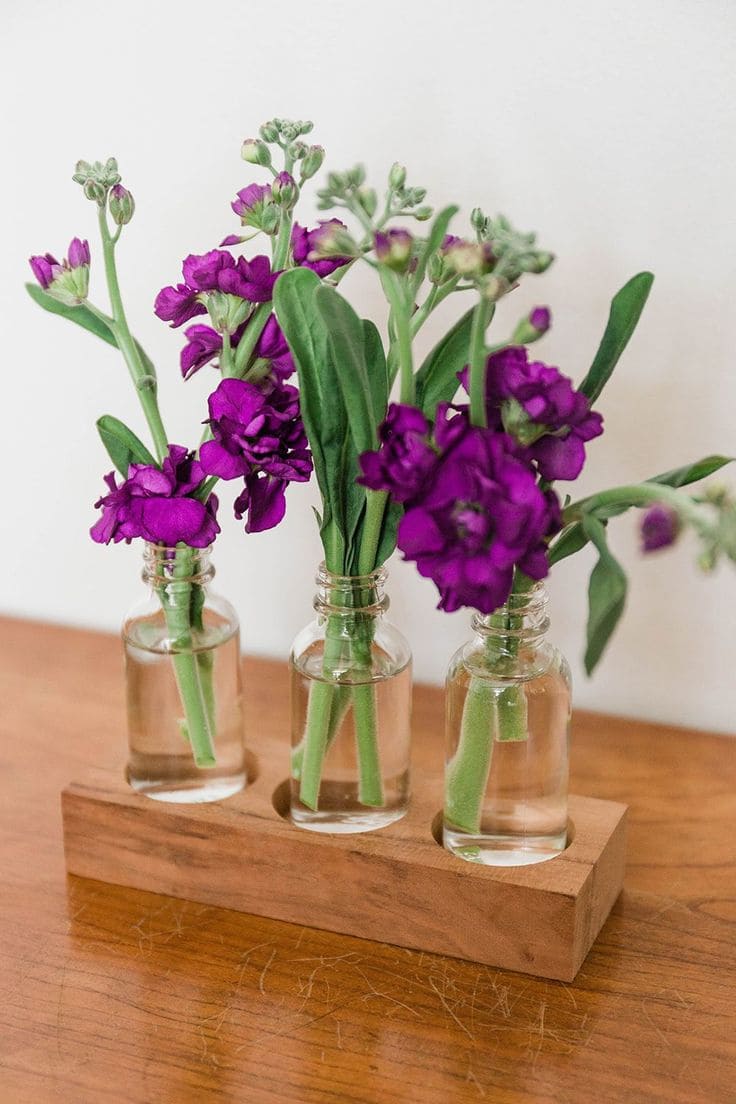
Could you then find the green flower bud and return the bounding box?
[242,138,272,167]
[357,187,378,218]
[427,251,445,284]
[259,121,279,143]
[389,162,407,190]
[261,204,280,235]
[83,179,107,205]
[407,186,427,204]
[347,164,366,187]
[206,291,251,335]
[272,171,299,210]
[327,171,347,193]
[289,140,308,161]
[298,120,314,135]
[73,157,122,204]
[300,144,325,181]
[108,184,135,226]
[480,274,510,302]
[414,205,433,221]
[470,207,488,233]
[518,251,555,274]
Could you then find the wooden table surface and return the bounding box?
[1,617,735,1103]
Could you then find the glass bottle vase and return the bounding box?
[290,564,412,833]
[443,582,571,866]
[123,543,246,803]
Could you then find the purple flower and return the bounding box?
[640,504,680,552]
[91,445,219,548]
[67,238,90,268]
[154,283,207,328]
[232,183,272,220]
[179,314,294,381]
[155,251,280,329]
[397,420,560,613]
[465,346,603,481]
[234,472,288,533]
[358,404,438,502]
[199,378,311,532]
[291,219,351,277]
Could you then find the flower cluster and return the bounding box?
[359,348,601,613]
[91,445,220,548]
[360,403,561,613]
[29,238,90,305]
[154,249,279,331]
[199,377,312,532]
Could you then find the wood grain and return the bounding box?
[1,615,735,1103]
[61,764,627,982]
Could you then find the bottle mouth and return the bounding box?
[142,543,214,584]
[471,581,549,639]
[314,562,389,614]
[315,562,388,588]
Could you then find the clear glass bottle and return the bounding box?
[443,583,571,866]
[290,564,412,833]
[123,543,246,803]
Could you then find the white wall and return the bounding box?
[3,0,735,732]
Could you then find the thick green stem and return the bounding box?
[357,490,388,575]
[563,483,702,527]
[298,621,343,809]
[291,684,350,779]
[445,680,496,833]
[352,682,383,806]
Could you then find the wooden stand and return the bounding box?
[61,735,627,983]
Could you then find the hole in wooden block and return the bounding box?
[272,778,290,820]
[430,808,576,859]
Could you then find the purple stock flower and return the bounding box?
[374,228,413,272]
[199,378,311,532]
[91,445,220,548]
[359,404,438,502]
[640,504,680,552]
[180,314,294,381]
[155,251,280,329]
[397,416,561,613]
[232,183,272,220]
[291,219,351,277]
[67,237,90,268]
[463,346,603,481]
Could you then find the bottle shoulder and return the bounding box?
[448,636,571,687]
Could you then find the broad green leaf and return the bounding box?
[96,414,156,476]
[26,282,157,379]
[580,272,654,404]
[415,307,474,416]
[313,283,378,455]
[274,269,364,572]
[582,516,628,675]
[411,204,459,294]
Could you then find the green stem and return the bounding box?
[468,299,495,428]
[291,684,350,779]
[97,207,168,462]
[233,302,272,376]
[353,682,383,806]
[298,621,343,810]
[357,490,388,575]
[563,483,702,527]
[445,680,496,833]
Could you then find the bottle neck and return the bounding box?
[314,563,389,617]
[142,543,215,587]
[472,582,549,652]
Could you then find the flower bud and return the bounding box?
[374,228,414,273]
[289,140,308,161]
[389,162,407,190]
[206,291,251,335]
[241,138,272,167]
[271,171,298,210]
[259,121,279,143]
[109,183,135,226]
[414,205,433,222]
[519,251,555,274]
[640,504,680,553]
[445,240,495,278]
[471,207,488,234]
[347,164,366,187]
[300,144,325,180]
[83,179,107,205]
[357,187,378,218]
[480,274,510,302]
[511,305,552,345]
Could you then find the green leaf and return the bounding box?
[411,204,459,294]
[580,272,654,405]
[415,307,474,416]
[313,283,378,455]
[648,454,732,489]
[26,282,157,379]
[96,415,157,476]
[362,318,389,425]
[274,269,363,572]
[547,521,593,566]
[582,516,628,675]
[374,498,403,568]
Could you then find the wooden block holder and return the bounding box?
[62,735,627,983]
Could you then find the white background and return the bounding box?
[3,0,735,732]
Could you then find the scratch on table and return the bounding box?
[259,949,277,995]
[466,1063,487,1097]
[428,974,474,1039]
[640,1000,673,1048]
